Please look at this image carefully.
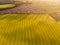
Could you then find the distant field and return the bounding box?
[0,4,15,10]
[0,14,60,45]
[0,3,60,21]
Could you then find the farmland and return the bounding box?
[0,14,60,45]
[0,3,60,21]
[0,4,15,10]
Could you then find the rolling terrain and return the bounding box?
[0,3,60,21]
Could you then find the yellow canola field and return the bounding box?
[0,14,60,45]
